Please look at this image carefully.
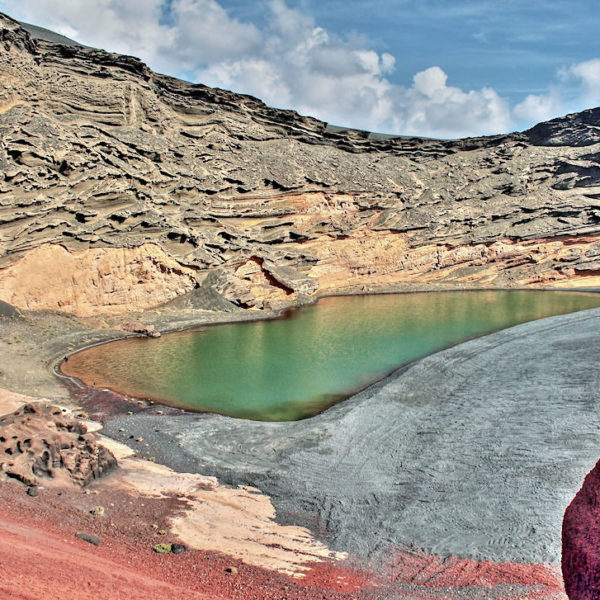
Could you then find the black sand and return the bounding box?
[102,308,600,565]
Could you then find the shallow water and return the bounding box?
[63,291,600,421]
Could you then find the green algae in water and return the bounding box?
[63,291,600,421]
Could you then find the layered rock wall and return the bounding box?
[0,243,201,315]
[1,13,600,315]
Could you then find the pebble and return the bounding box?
[89,506,105,516]
[75,532,100,546]
[225,566,238,575]
[26,486,38,497]
[171,543,187,555]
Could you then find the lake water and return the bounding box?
[62,291,600,421]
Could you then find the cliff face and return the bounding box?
[1,13,600,315]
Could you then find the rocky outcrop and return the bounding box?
[563,459,600,600]
[0,12,599,315]
[0,243,201,315]
[0,403,116,487]
[0,299,20,319]
[526,108,600,147]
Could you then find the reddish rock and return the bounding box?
[563,458,600,599]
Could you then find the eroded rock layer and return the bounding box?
[1,13,600,314]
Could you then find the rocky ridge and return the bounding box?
[1,12,600,314]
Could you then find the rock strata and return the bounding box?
[0,12,599,314]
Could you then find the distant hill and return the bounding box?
[19,20,84,47]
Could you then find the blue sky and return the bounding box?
[3,0,600,138]
[292,1,597,96]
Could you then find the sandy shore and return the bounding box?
[97,307,600,566]
[3,300,597,597]
[0,389,372,600]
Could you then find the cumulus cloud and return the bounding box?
[5,0,171,61]
[395,69,511,138]
[560,58,600,105]
[194,1,511,137]
[154,0,261,70]
[5,0,261,73]
[2,0,597,137]
[513,88,564,124]
[513,58,600,124]
[413,66,448,97]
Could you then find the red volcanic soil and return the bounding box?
[383,550,566,599]
[563,458,600,600]
[0,478,372,600]
[0,474,568,600]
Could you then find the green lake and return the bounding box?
[63,291,600,421]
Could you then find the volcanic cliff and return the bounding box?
[1,13,600,316]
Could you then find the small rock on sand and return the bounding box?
[75,532,100,546]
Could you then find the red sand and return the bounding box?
[0,478,370,600]
[0,476,569,600]
[387,549,564,588]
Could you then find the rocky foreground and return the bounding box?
[0,13,600,316]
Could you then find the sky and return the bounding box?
[2,0,600,138]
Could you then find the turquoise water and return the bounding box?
[63,291,600,421]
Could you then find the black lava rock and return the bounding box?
[75,532,100,546]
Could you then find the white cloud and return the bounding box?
[4,0,171,59]
[155,0,261,71]
[513,88,564,123]
[413,66,448,97]
[397,75,512,138]
[2,0,597,137]
[4,0,261,73]
[194,2,511,137]
[560,58,600,105]
[512,58,600,125]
